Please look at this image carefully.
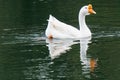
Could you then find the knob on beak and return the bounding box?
[88,4,96,14]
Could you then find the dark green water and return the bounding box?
[0,0,120,80]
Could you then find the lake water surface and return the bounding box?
[0,0,120,80]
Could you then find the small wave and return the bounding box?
[93,31,120,39]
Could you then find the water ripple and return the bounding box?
[93,31,120,39]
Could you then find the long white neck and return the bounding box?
[78,12,91,36]
[79,12,87,30]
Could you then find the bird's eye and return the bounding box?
[85,7,87,9]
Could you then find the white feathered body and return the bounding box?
[45,4,96,39]
[46,15,92,39]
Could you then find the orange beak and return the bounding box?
[88,4,96,14]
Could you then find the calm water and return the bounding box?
[0,0,120,80]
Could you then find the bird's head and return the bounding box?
[80,4,96,15]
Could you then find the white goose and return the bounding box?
[45,4,96,39]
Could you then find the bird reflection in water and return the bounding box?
[80,38,98,79]
[47,37,98,78]
[46,38,79,59]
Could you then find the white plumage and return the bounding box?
[45,4,96,39]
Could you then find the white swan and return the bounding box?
[45,4,96,39]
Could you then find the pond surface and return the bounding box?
[0,0,120,80]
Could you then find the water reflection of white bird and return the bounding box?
[46,37,97,73]
[80,37,91,66]
[80,37,97,76]
[46,38,79,60]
